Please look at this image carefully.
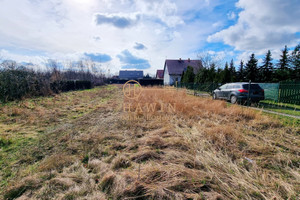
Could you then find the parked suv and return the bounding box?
[212,82,265,104]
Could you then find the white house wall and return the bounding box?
[164,64,170,85]
[164,64,182,85]
[169,75,181,85]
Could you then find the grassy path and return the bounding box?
[243,105,300,119]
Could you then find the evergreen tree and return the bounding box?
[244,53,258,82]
[229,59,236,82]
[260,50,273,82]
[278,45,289,70]
[214,67,223,83]
[237,60,244,81]
[290,43,300,80]
[180,71,185,83]
[221,62,231,83]
[275,45,290,81]
[182,66,195,83]
[207,63,216,82]
[195,68,208,83]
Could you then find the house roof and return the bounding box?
[119,70,143,79]
[164,59,201,75]
[156,70,164,78]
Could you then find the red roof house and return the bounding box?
[156,70,164,79]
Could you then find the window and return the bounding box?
[226,84,233,89]
[219,84,227,89]
[242,84,262,90]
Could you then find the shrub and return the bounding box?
[50,80,92,93]
[0,66,94,103]
[0,68,51,102]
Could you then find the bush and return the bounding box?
[0,68,51,103]
[0,66,94,103]
[50,80,92,93]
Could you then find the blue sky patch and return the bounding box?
[134,42,147,50]
[84,53,112,63]
[118,50,151,69]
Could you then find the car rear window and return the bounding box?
[242,84,262,90]
[233,85,241,89]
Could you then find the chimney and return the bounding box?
[179,58,181,61]
[188,58,190,62]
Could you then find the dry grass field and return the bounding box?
[0,85,299,200]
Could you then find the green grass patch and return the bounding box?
[260,100,300,109]
[261,100,300,109]
[264,108,300,117]
[0,136,38,189]
[0,137,13,148]
[262,112,300,127]
[258,100,300,117]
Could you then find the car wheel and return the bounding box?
[213,93,217,100]
[230,95,237,104]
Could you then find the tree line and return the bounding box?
[0,60,106,103]
[182,44,300,84]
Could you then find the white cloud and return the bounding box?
[227,11,236,20]
[208,0,300,53]
[0,49,47,64]
[94,12,141,28]
[212,21,223,28]
[0,0,218,75]
[135,0,184,27]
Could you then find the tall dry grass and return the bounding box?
[2,86,299,200]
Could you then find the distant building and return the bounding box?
[163,58,201,85]
[119,70,143,80]
[156,70,164,79]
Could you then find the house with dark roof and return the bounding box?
[119,70,143,80]
[163,58,201,85]
[156,70,164,79]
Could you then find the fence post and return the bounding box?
[278,82,281,103]
[247,80,251,107]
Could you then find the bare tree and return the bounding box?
[1,60,18,69]
[197,51,223,69]
[48,59,63,82]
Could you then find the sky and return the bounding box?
[0,0,299,76]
